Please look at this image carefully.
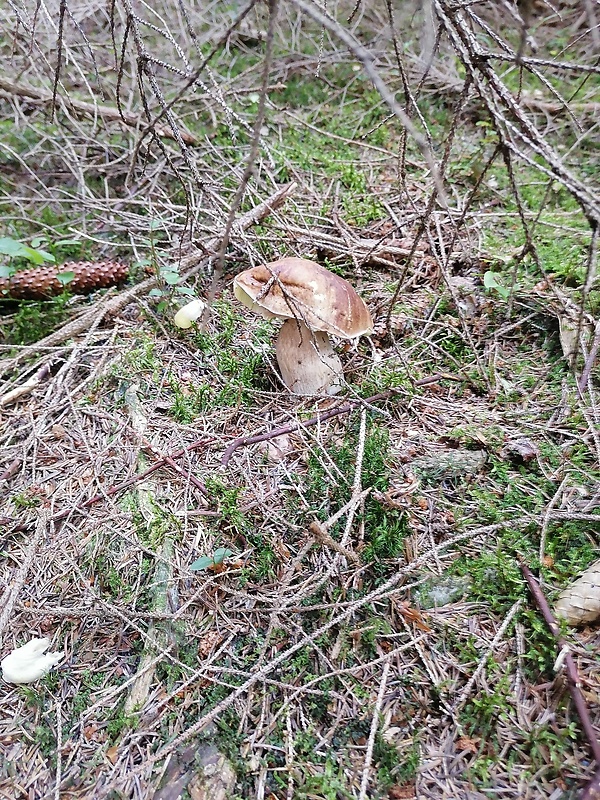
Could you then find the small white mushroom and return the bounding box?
[173,298,206,329]
[1,637,64,684]
[233,257,373,395]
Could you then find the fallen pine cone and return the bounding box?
[0,260,128,299]
[554,558,600,626]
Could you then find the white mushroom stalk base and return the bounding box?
[275,319,343,396]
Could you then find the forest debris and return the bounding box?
[257,432,295,462]
[520,560,600,783]
[447,275,487,318]
[554,559,600,626]
[0,260,127,300]
[309,520,360,564]
[499,437,539,464]
[0,181,296,379]
[188,743,237,800]
[0,77,198,145]
[414,575,471,609]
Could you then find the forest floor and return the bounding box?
[0,2,599,798]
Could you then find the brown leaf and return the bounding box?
[395,601,432,632]
[106,745,119,765]
[198,630,223,658]
[456,736,480,754]
[500,437,539,464]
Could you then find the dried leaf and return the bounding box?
[106,745,119,765]
[395,600,432,632]
[456,735,480,754]
[557,310,593,362]
[554,558,600,626]
[388,785,416,799]
[500,437,539,463]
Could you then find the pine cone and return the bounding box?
[0,260,128,300]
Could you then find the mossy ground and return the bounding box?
[1,2,599,798]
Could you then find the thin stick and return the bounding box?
[54,697,62,800]
[0,182,296,378]
[452,600,522,713]
[581,769,600,800]
[141,437,208,497]
[358,659,391,800]
[519,561,600,767]
[578,318,600,395]
[0,77,198,144]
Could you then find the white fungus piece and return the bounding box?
[1,637,64,684]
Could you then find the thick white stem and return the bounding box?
[275,319,343,395]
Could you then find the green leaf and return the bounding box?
[0,237,55,265]
[189,555,216,571]
[30,236,47,249]
[0,237,28,257]
[0,265,14,278]
[213,547,234,564]
[56,271,75,286]
[148,288,164,297]
[162,271,180,286]
[27,247,55,264]
[483,271,510,299]
[176,286,196,296]
[483,271,500,289]
[190,548,235,571]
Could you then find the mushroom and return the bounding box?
[173,298,206,329]
[233,257,373,395]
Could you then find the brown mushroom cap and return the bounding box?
[233,257,373,338]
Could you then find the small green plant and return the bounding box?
[190,547,236,571]
[483,271,511,300]
[148,262,196,312]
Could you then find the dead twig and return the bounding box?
[0,511,49,640]
[309,520,360,564]
[6,437,216,534]
[0,363,51,407]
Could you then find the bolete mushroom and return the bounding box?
[233,257,373,395]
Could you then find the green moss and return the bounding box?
[1,293,72,345]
